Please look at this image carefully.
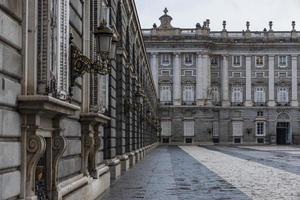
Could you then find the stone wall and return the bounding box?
[0,1,22,199]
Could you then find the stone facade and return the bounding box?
[143,9,300,145]
[0,0,158,199]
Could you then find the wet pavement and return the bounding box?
[98,146,249,200]
[98,145,300,200]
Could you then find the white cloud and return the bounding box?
[136,0,300,31]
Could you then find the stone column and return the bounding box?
[291,55,298,106]
[222,55,230,106]
[173,52,181,105]
[150,53,158,95]
[245,56,253,106]
[268,55,276,106]
[196,53,204,105]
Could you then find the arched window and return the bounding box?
[254,87,266,103]
[183,85,194,102]
[277,87,289,103]
[160,85,172,102]
[231,87,243,103]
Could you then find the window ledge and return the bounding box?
[18,95,80,117]
[80,112,111,124]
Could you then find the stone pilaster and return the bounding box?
[150,53,158,95]
[268,56,276,106]
[291,55,298,106]
[173,52,181,105]
[203,54,212,105]
[196,53,204,105]
[245,56,253,106]
[222,55,230,106]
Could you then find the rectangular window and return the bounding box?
[231,87,243,103]
[161,54,171,66]
[233,56,241,66]
[183,85,194,102]
[234,137,242,144]
[184,54,193,65]
[257,138,265,144]
[185,138,193,144]
[161,121,172,136]
[279,56,287,67]
[256,56,264,67]
[184,120,194,136]
[211,87,220,103]
[211,56,218,66]
[254,87,266,103]
[232,121,243,136]
[160,85,172,102]
[162,138,170,143]
[277,87,289,103]
[257,111,264,117]
[256,122,266,136]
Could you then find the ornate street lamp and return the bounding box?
[94,20,113,57]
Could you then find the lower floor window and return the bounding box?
[257,138,265,144]
[234,137,242,144]
[256,122,266,136]
[213,137,219,143]
[162,138,170,143]
[185,138,193,144]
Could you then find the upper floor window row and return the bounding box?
[160,53,195,66]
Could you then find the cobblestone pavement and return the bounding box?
[98,145,300,200]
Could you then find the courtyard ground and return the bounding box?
[98,145,300,200]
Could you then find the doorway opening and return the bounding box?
[276,122,290,145]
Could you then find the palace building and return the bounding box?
[143,8,300,145]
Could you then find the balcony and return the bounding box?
[231,102,243,106]
[254,102,267,107]
[182,101,196,106]
[276,102,290,107]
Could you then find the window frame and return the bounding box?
[255,121,266,136]
[255,56,265,67]
[211,56,218,66]
[231,87,243,103]
[254,87,266,103]
[277,87,289,103]
[184,53,193,66]
[232,55,242,67]
[183,85,195,103]
[211,87,220,103]
[184,120,195,137]
[278,55,288,68]
[161,54,171,66]
[160,85,172,102]
[161,120,172,136]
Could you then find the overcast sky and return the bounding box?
[136,0,300,31]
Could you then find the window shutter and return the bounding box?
[232,121,243,136]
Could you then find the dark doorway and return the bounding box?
[276,122,290,145]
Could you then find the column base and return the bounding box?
[196,99,205,106]
[222,100,230,107]
[244,101,253,107]
[267,100,276,107]
[291,100,299,107]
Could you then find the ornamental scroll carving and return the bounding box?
[83,131,94,176]
[89,131,102,178]
[52,135,67,190]
[26,135,46,196]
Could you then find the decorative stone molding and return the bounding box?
[26,135,47,198]
[52,135,67,190]
[80,113,110,178]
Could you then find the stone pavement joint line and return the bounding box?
[180,146,300,200]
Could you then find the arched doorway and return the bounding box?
[276,113,292,145]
